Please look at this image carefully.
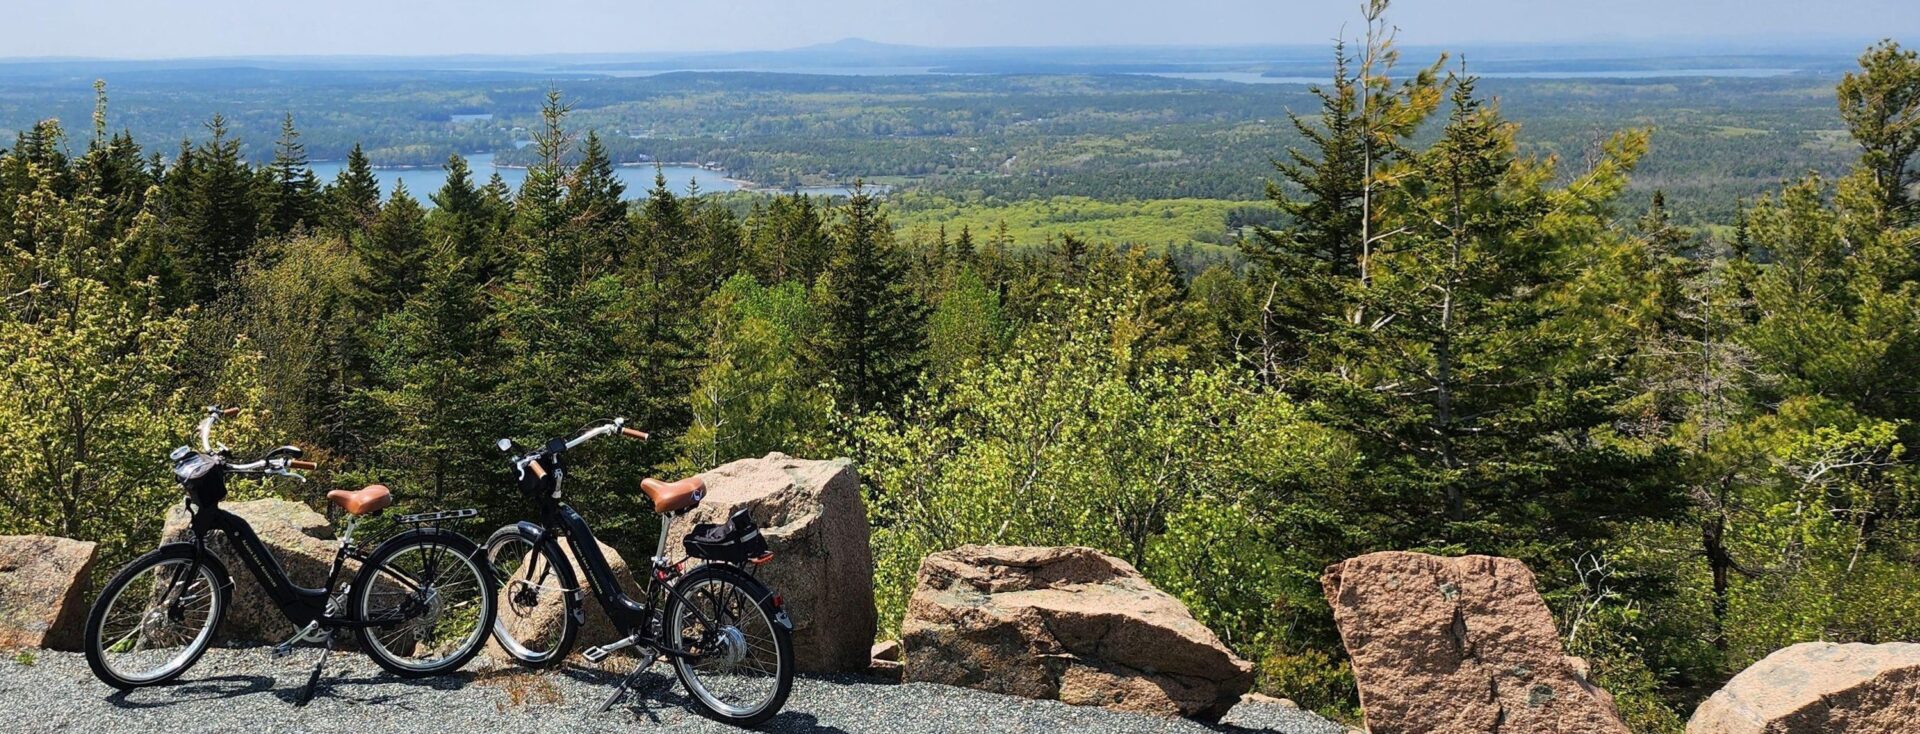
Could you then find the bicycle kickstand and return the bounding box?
[292,630,335,707]
[596,653,661,714]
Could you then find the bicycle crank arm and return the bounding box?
[272,621,323,658]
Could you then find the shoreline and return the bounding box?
[308,156,867,195]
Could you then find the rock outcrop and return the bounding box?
[1688,641,1920,733]
[1321,551,1629,734]
[902,544,1254,720]
[665,452,876,673]
[0,535,99,650]
[159,498,339,645]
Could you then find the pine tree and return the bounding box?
[367,242,507,509]
[325,143,381,235]
[811,185,928,416]
[1836,41,1920,225]
[182,114,260,302]
[745,193,831,285]
[259,113,321,238]
[429,154,509,285]
[357,182,430,313]
[567,131,628,270]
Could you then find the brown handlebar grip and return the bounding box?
[219,407,241,418]
[621,427,650,440]
[287,459,317,471]
[528,460,548,479]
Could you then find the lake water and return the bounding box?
[307,153,739,200]
[307,153,866,200]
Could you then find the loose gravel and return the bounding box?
[0,648,1345,734]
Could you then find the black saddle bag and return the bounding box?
[683,508,769,564]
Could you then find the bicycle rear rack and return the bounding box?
[396,508,479,524]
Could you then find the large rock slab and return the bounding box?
[1322,551,1628,734]
[666,452,876,673]
[1688,641,1920,733]
[0,535,99,650]
[486,537,646,663]
[902,544,1254,720]
[160,498,339,645]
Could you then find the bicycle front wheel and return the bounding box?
[483,524,578,667]
[84,545,228,689]
[663,563,794,727]
[351,528,496,677]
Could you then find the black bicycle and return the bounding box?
[485,418,794,726]
[83,406,498,704]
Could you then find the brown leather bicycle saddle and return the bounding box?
[327,484,393,516]
[641,476,705,514]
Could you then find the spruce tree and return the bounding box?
[325,143,381,235]
[183,114,260,302]
[811,185,928,417]
[429,154,509,284]
[745,193,831,285]
[367,242,506,509]
[259,113,321,238]
[567,131,628,270]
[357,181,429,313]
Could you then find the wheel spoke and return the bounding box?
[670,574,787,720]
[92,557,220,685]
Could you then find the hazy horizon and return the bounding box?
[7,0,1919,60]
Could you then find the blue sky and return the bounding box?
[8,0,1920,58]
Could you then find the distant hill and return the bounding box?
[0,37,1868,80]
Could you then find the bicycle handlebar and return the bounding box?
[191,405,314,482]
[506,417,647,479]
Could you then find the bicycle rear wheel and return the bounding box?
[84,545,228,689]
[663,563,794,727]
[351,528,496,677]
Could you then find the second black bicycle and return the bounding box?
[485,417,795,727]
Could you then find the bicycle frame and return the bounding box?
[179,502,412,630]
[508,500,717,659]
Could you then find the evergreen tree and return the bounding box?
[182,114,260,302]
[325,143,381,234]
[259,113,321,237]
[745,193,831,285]
[1836,41,1920,225]
[513,92,573,261]
[357,181,430,313]
[367,243,507,509]
[429,154,508,284]
[1296,72,1670,551]
[811,186,928,416]
[567,131,629,270]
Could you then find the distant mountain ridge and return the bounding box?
[0,36,1869,80]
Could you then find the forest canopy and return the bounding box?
[4,9,1920,732]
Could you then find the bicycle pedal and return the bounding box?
[581,633,641,664]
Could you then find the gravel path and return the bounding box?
[0,649,1344,734]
